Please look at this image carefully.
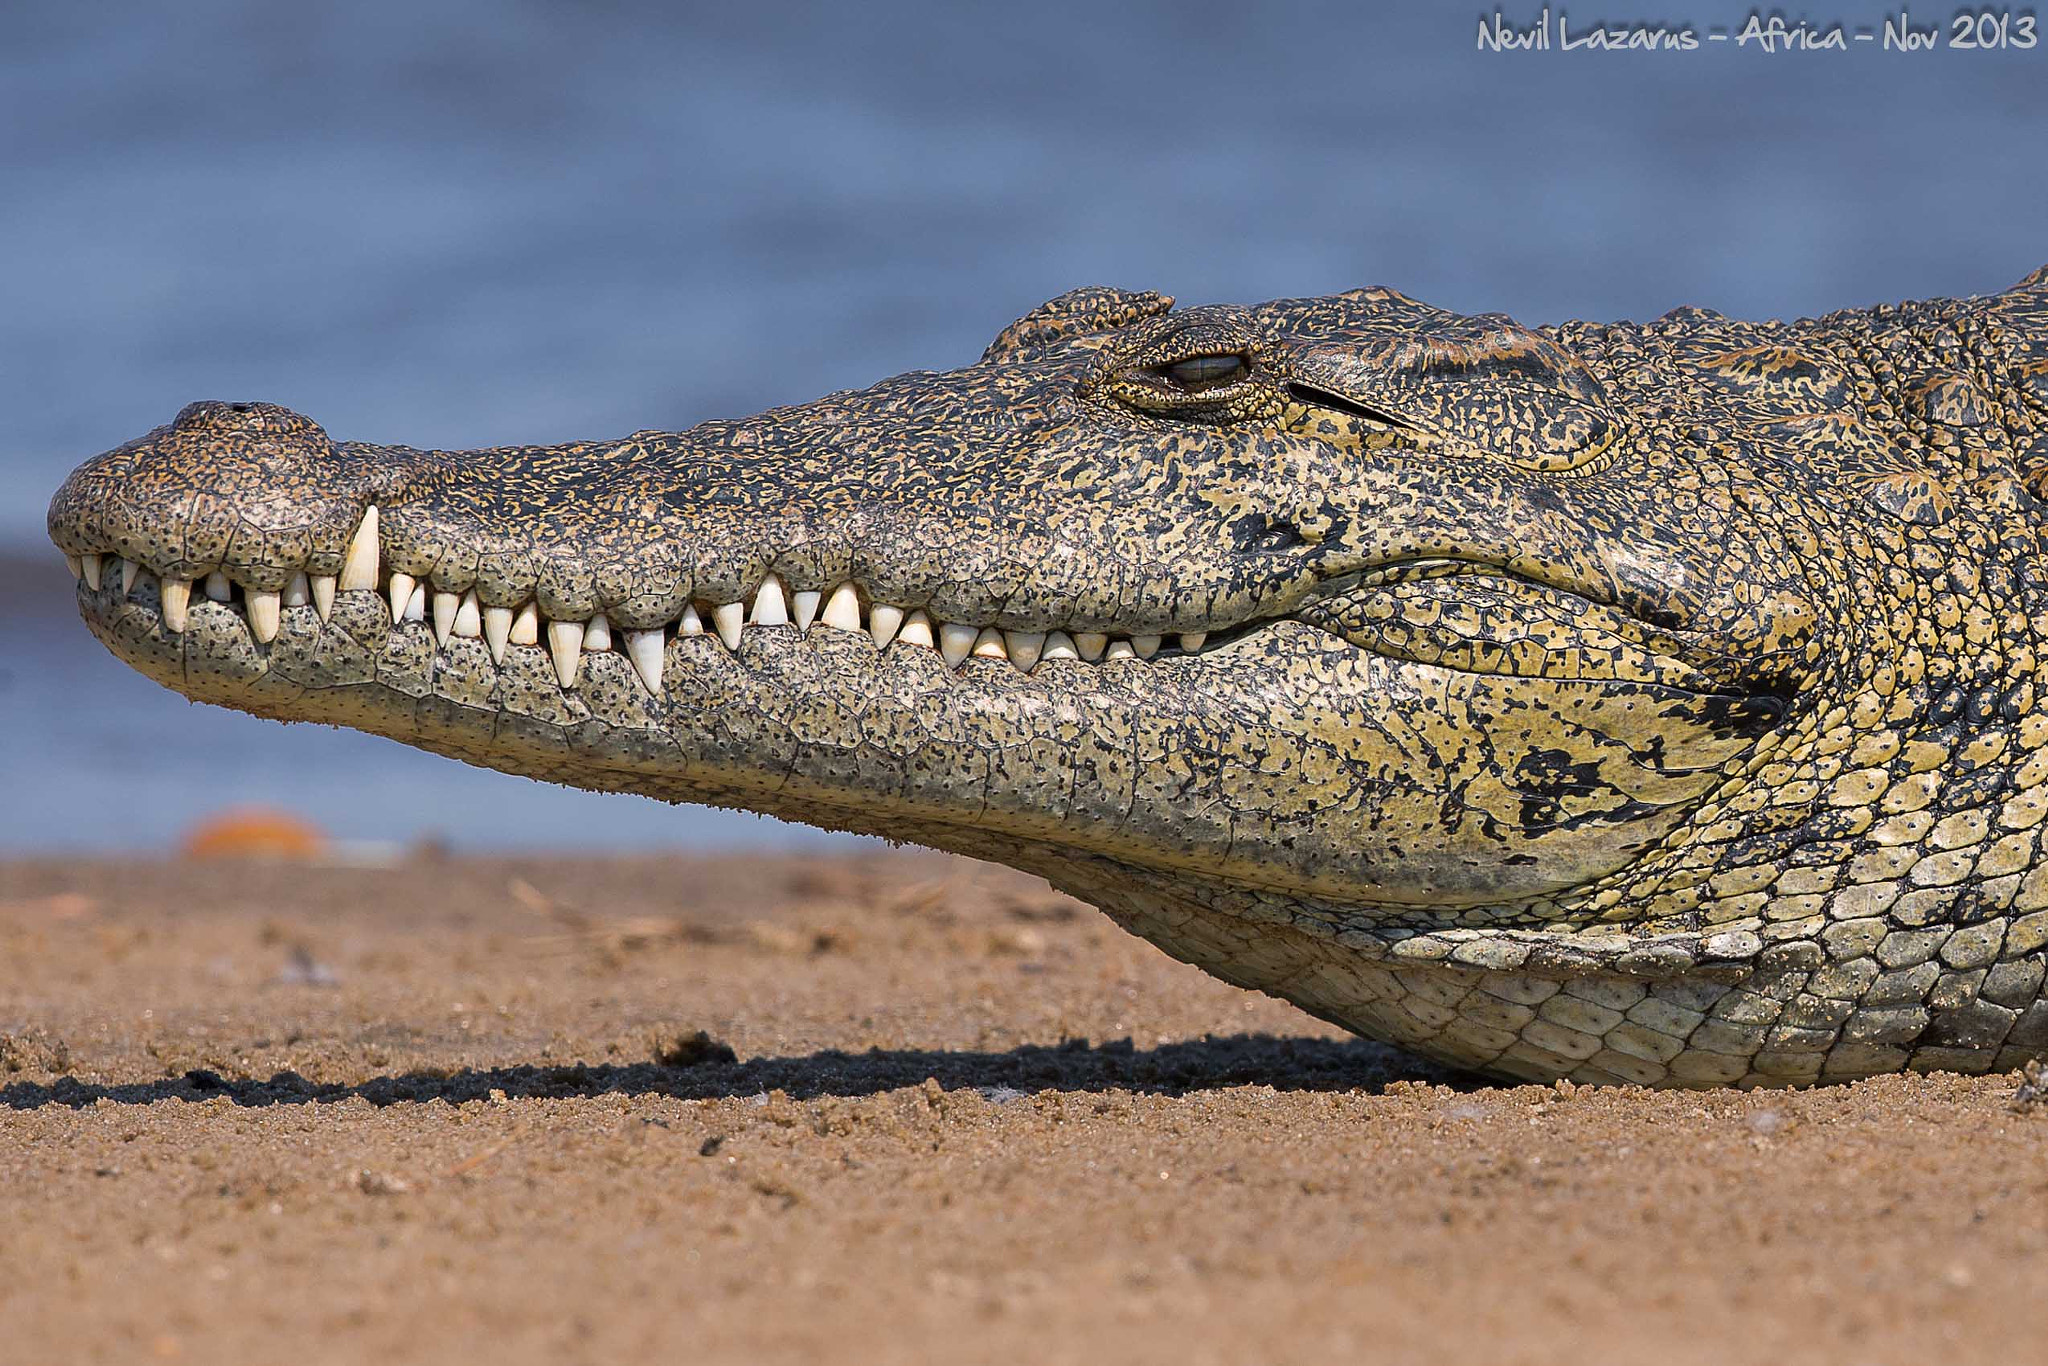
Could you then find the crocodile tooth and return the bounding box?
[1003,630,1045,672]
[792,589,820,632]
[1040,631,1079,661]
[310,575,336,621]
[1130,634,1161,659]
[1105,639,1136,660]
[483,605,513,663]
[509,602,539,646]
[585,612,611,652]
[338,506,379,592]
[432,590,458,644]
[80,553,103,590]
[204,571,232,602]
[283,571,310,608]
[938,621,978,668]
[1178,631,1207,652]
[750,574,790,627]
[453,590,481,638]
[822,583,862,633]
[679,603,705,637]
[869,604,904,648]
[1073,631,1108,661]
[971,627,1009,663]
[247,588,281,643]
[548,618,584,687]
[712,601,745,650]
[897,610,935,649]
[402,583,428,623]
[625,628,664,693]
[63,553,81,581]
[388,572,416,622]
[121,558,141,595]
[160,577,191,632]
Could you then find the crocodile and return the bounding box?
[45,267,2048,1087]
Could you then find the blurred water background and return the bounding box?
[3,1,2042,852]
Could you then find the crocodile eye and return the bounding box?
[1155,353,1250,391]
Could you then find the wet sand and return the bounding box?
[2,851,2043,1364]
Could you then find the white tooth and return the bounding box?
[679,603,705,637]
[939,621,978,668]
[453,590,481,638]
[750,574,789,627]
[282,571,310,607]
[64,553,82,582]
[1105,639,1137,660]
[548,618,585,687]
[483,605,513,663]
[897,610,935,649]
[204,571,232,602]
[1003,630,1045,672]
[310,575,336,621]
[121,558,141,595]
[1074,631,1108,661]
[625,628,665,694]
[869,603,904,648]
[584,612,611,652]
[792,589,821,632]
[712,601,744,650]
[388,572,415,622]
[1040,631,1079,661]
[509,602,539,646]
[403,584,427,623]
[822,582,863,633]
[1130,634,1161,659]
[971,627,1010,662]
[432,590,458,644]
[339,505,380,592]
[80,553,104,590]
[247,588,281,643]
[1178,631,1208,652]
[160,578,191,633]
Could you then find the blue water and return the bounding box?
[3,1,2042,851]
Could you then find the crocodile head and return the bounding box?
[49,275,2048,1085]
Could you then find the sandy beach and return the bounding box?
[1,850,2042,1364]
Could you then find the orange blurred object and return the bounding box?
[181,807,329,861]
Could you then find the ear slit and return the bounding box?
[1286,381,1416,430]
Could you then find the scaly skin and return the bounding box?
[47,268,2048,1087]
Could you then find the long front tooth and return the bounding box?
[1105,639,1137,660]
[547,618,585,687]
[938,621,978,668]
[584,612,612,652]
[1074,631,1108,661]
[310,575,336,621]
[897,610,935,649]
[160,578,191,632]
[822,582,862,633]
[64,553,82,582]
[453,590,481,638]
[508,602,539,646]
[388,572,415,622]
[282,571,310,608]
[483,605,513,663]
[204,571,232,602]
[432,590,458,644]
[750,574,789,627]
[1178,631,1207,652]
[679,603,705,637]
[1040,631,1079,661]
[792,589,820,632]
[338,506,380,592]
[971,628,1009,663]
[402,584,428,623]
[121,558,141,595]
[712,602,745,650]
[1130,634,1161,659]
[869,604,904,648]
[80,553,104,590]
[625,629,665,694]
[1003,630,1045,672]
[247,588,281,643]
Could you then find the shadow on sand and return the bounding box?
[2,1033,1470,1111]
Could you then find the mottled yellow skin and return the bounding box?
[47,268,2048,1085]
